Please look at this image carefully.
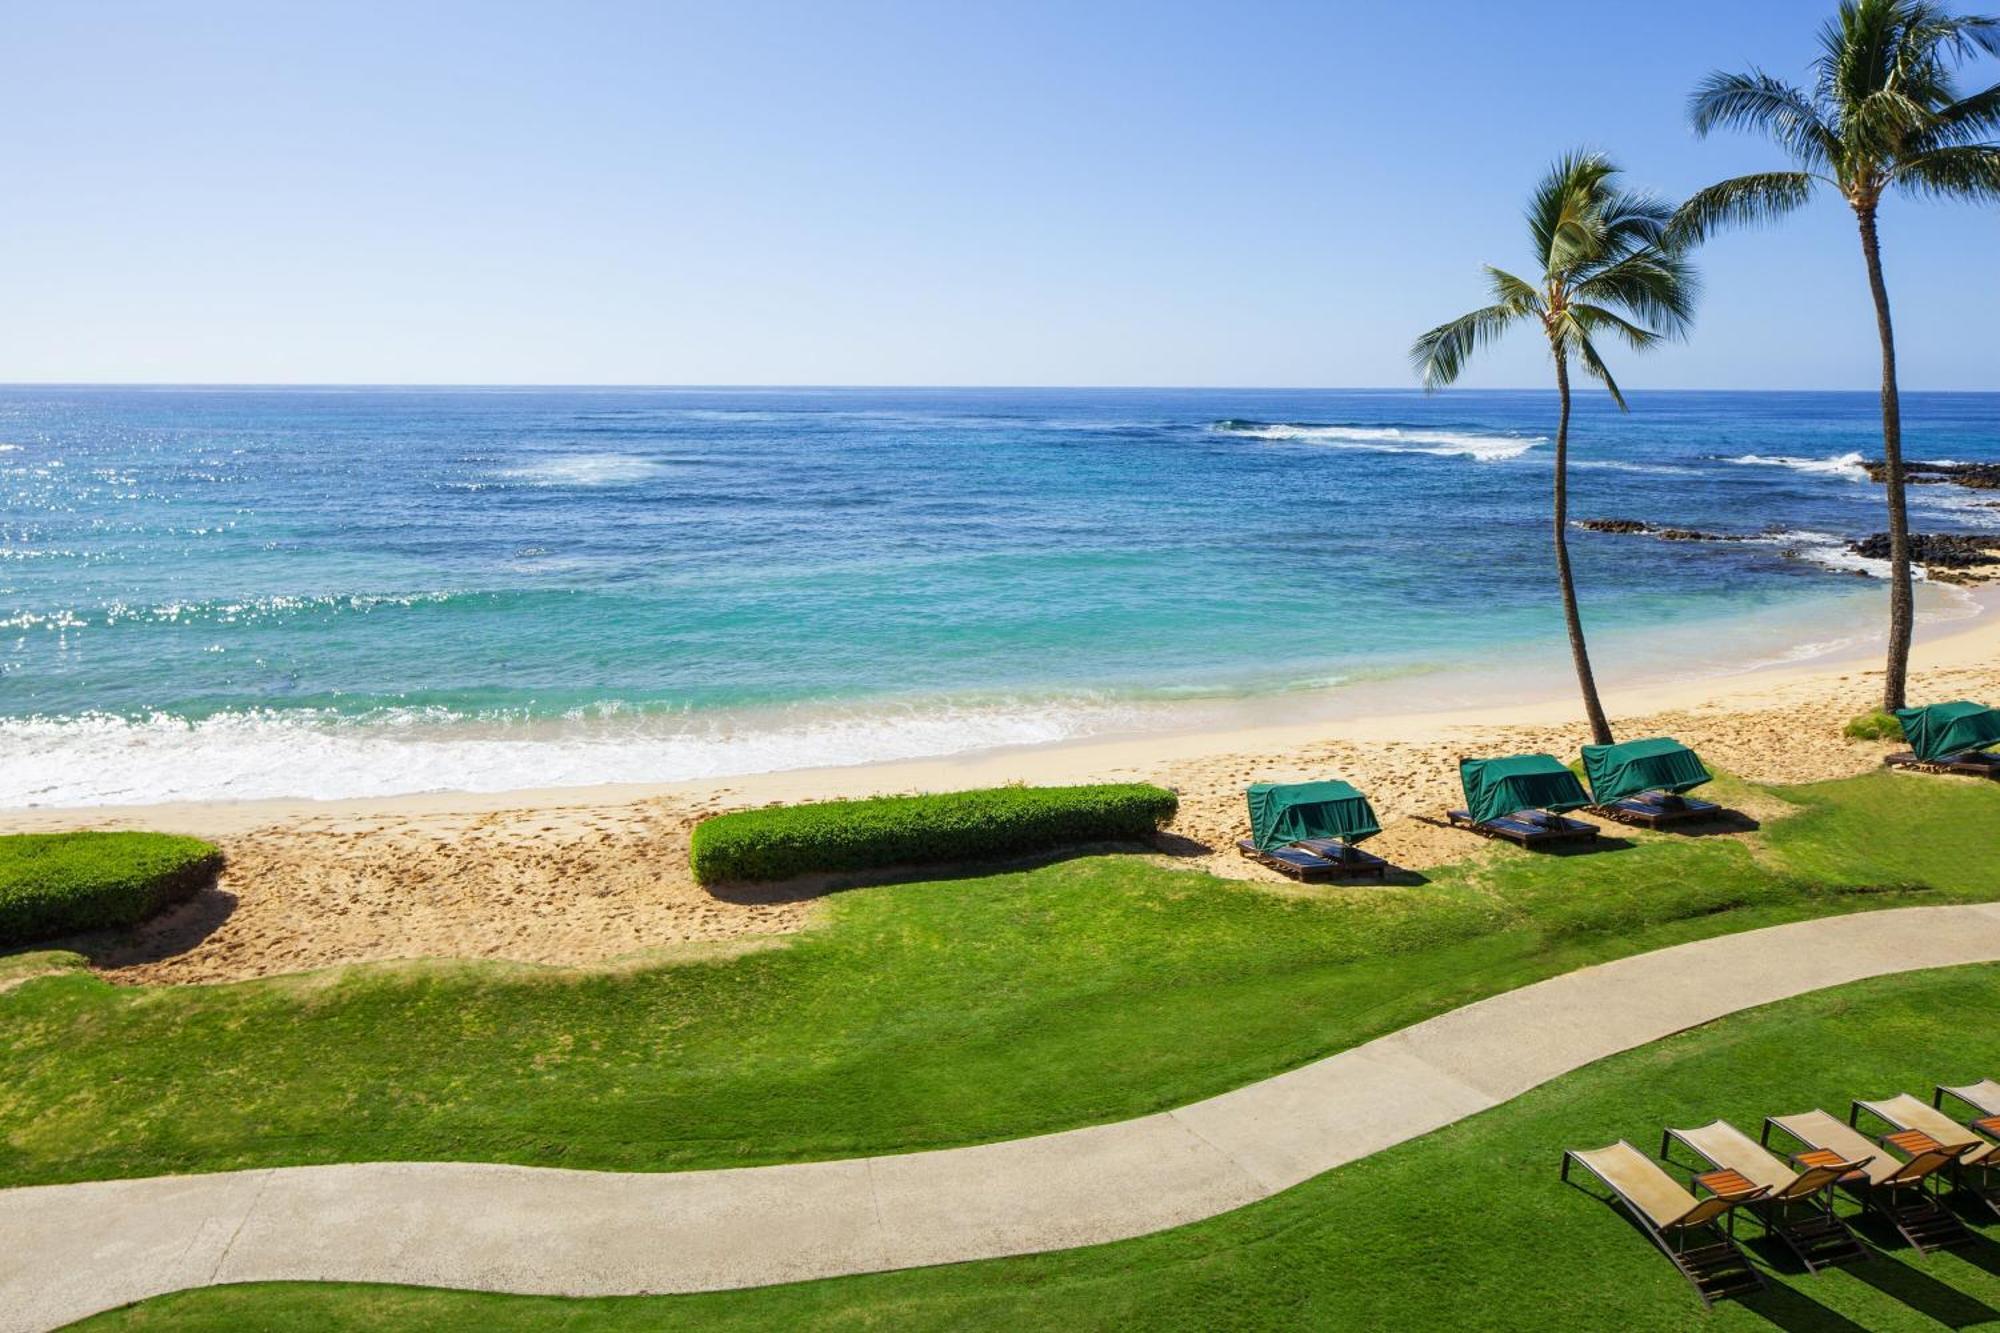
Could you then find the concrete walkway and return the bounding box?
[9,902,2000,1332]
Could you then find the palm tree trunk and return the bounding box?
[1856,203,1913,713]
[1552,348,1614,746]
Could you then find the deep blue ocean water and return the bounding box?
[4,386,1997,804]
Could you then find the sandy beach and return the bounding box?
[7,593,1999,987]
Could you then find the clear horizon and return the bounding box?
[5,1,1997,389]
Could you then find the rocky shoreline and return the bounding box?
[1863,459,2000,491]
[1577,518,2000,585]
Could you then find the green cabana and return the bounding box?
[1893,701,2000,762]
[1246,780,1382,851]
[1580,737,1712,806]
[1458,754,1590,826]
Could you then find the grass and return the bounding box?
[0,831,221,948]
[1,770,1995,1194]
[71,961,2000,1331]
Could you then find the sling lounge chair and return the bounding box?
[1581,737,1723,828]
[1662,1120,1870,1272]
[1237,780,1390,881]
[1853,1094,2000,1218]
[1448,755,1599,848]
[1936,1079,2000,1129]
[1562,1140,1767,1306]
[1764,1110,1971,1253]
[1885,701,2000,779]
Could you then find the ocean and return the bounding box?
[4,386,1997,806]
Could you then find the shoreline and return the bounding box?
[6,583,1995,836]
[7,593,1998,986]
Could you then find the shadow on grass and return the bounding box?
[1844,1245,2000,1325]
[1740,1281,1873,1332]
[1667,810,1765,838]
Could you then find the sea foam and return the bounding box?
[0,701,1137,807]
[1723,451,1871,481]
[498,453,662,486]
[1213,421,1544,461]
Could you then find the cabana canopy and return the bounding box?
[1459,754,1590,825]
[1246,780,1382,850]
[1893,701,2000,763]
[1581,736,1712,806]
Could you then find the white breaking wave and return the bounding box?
[0,701,1142,807]
[1216,422,1544,461]
[498,453,662,486]
[1910,487,2000,530]
[1723,451,1870,481]
[1754,528,1924,581]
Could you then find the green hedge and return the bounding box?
[0,832,223,948]
[690,783,1179,884]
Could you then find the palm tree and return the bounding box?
[1412,152,1697,746]
[1672,0,2000,712]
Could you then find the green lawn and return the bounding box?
[1,772,1996,1193]
[74,961,2000,1331]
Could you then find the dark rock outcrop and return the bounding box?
[1847,532,2000,584]
[1862,460,2000,491]
[1576,518,1747,542]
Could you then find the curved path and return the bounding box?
[10,902,2000,1332]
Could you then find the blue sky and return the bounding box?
[3,1,1996,388]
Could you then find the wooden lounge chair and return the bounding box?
[1444,807,1599,847]
[1450,754,1599,848]
[1885,702,2000,779]
[1234,839,1386,882]
[1595,790,1723,829]
[1661,1120,1870,1272]
[1580,736,1724,828]
[1561,1140,1768,1305]
[1237,780,1392,880]
[1885,748,2000,779]
[1852,1094,2000,1218]
[1764,1110,1972,1253]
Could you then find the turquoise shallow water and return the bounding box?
[2,386,1996,804]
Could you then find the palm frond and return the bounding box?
[1526,150,1617,272]
[1688,70,1837,167]
[1667,172,1818,245]
[1568,303,1666,353]
[1409,305,1530,390]
[1892,142,2000,198]
[1570,331,1628,411]
[1910,80,2000,149]
[1483,265,1543,313]
[1576,251,1699,340]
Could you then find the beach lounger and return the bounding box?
[1448,754,1599,848]
[1884,701,2000,779]
[1853,1094,2000,1217]
[1234,839,1385,881]
[1661,1120,1869,1272]
[1886,748,2000,778]
[1593,789,1724,828]
[1763,1110,1972,1253]
[1237,780,1391,881]
[1935,1079,2000,1129]
[1581,737,1724,828]
[1561,1140,1768,1305]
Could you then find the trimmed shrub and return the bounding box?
[690,783,1178,884]
[0,832,223,947]
[1843,710,1905,742]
